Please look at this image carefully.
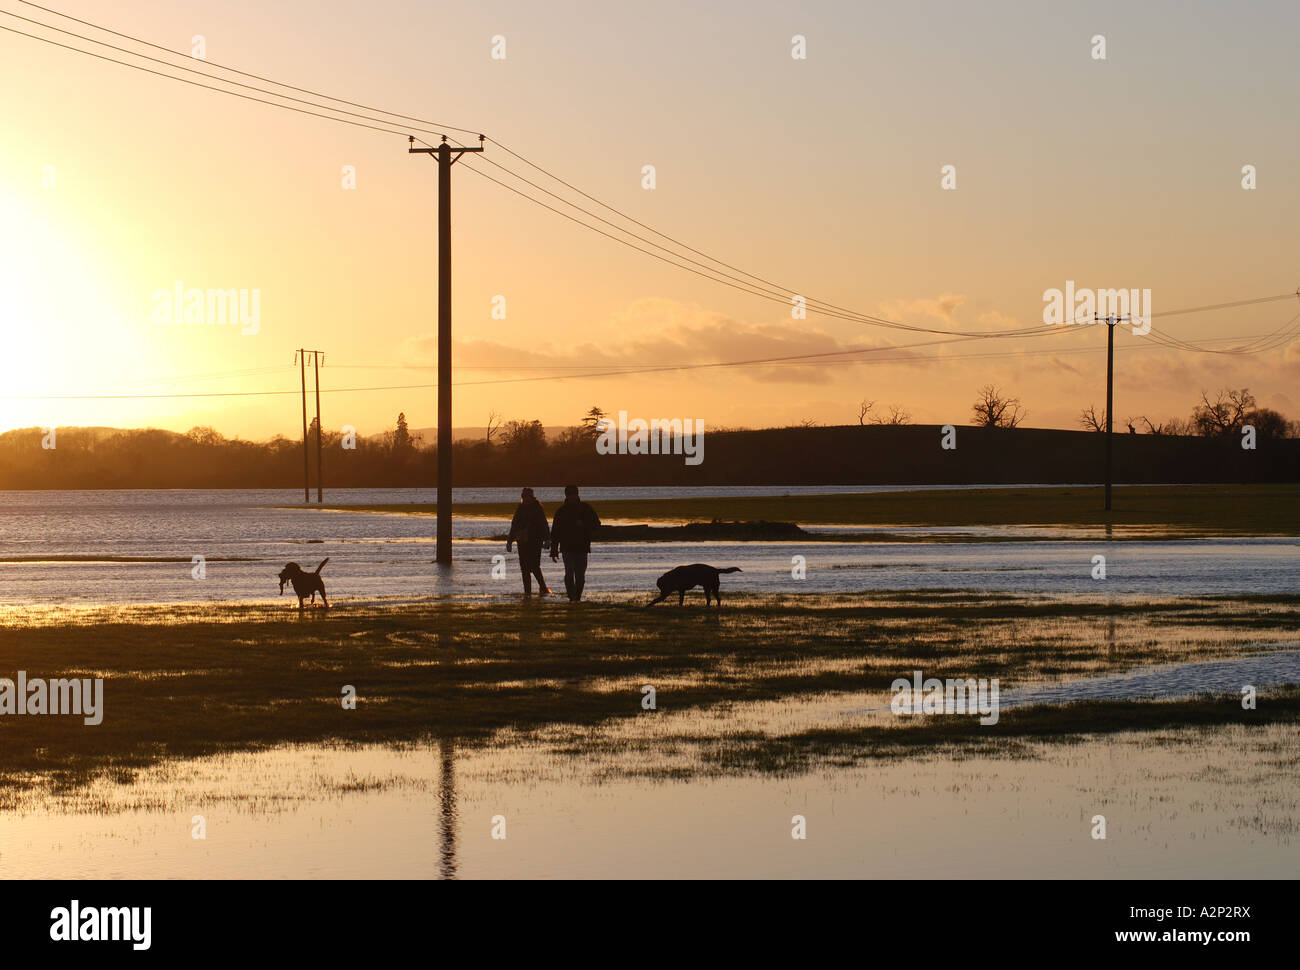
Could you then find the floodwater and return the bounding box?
[0,486,1296,878]
[0,487,1295,604]
[1,711,1295,879]
[834,649,1300,718]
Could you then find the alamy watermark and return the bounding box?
[1043,280,1151,335]
[890,670,999,725]
[50,900,150,950]
[595,411,704,465]
[0,671,104,725]
[152,281,260,335]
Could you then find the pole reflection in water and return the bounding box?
[438,736,458,879]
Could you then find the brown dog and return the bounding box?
[278,558,330,608]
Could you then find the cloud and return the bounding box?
[1268,391,1296,412]
[976,310,1019,329]
[878,293,966,324]
[400,298,919,385]
[396,298,1300,428]
[1045,356,1084,377]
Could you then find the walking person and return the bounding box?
[550,484,601,601]
[506,487,551,595]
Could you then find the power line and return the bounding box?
[0,8,471,142]
[2,3,1061,337]
[487,135,805,297]
[5,10,1048,341]
[7,320,1296,401]
[458,157,1065,339]
[1145,306,1300,355]
[458,142,1067,337]
[469,150,968,330]
[12,0,481,135]
[479,138,1300,341]
[0,8,1109,344]
[7,5,1296,352]
[0,20,416,138]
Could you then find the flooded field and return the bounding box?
[0,488,1296,879]
[0,487,1296,604]
[1,715,1295,879]
[0,588,1295,878]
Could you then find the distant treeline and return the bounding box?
[2,419,1297,489]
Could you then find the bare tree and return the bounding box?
[1192,388,1255,436]
[798,418,820,428]
[869,404,912,425]
[485,410,502,445]
[858,399,875,425]
[1078,405,1106,433]
[971,385,1026,428]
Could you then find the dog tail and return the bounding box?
[716,566,742,574]
[315,557,330,574]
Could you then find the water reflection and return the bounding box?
[438,736,458,880]
[0,721,1293,878]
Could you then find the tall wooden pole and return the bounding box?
[409,135,484,565]
[436,141,452,563]
[314,352,324,504]
[1105,319,1114,511]
[299,350,309,503]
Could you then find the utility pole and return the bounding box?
[295,349,326,504]
[409,134,485,565]
[313,352,325,504]
[1095,314,1129,511]
[296,350,309,503]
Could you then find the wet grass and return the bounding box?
[289,483,1300,537]
[1,591,1297,799]
[694,687,1300,776]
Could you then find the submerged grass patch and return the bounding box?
[0,591,1296,799]
[695,688,1300,777]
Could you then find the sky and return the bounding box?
[1,0,1297,439]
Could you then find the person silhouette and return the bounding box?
[506,487,550,595]
[549,484,600,601]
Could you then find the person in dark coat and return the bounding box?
[506,487,551,595]
[549,484,600,601]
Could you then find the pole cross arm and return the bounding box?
[448,147,482,165]
[408,135,486,162]
[409,146,484,163]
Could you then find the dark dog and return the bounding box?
[647,564,741,606]
[278,558,330,609]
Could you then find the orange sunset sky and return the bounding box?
[1,0,1297,440]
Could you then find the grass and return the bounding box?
[692,688,1300,776]
[1,591,1297,799]
[285,483,1300,536]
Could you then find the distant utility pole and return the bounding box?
[313,352,325,503]
[1094,314,1129,511]
[295,349,326,504]
[409,134,485,565]
[296,350,309,503]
